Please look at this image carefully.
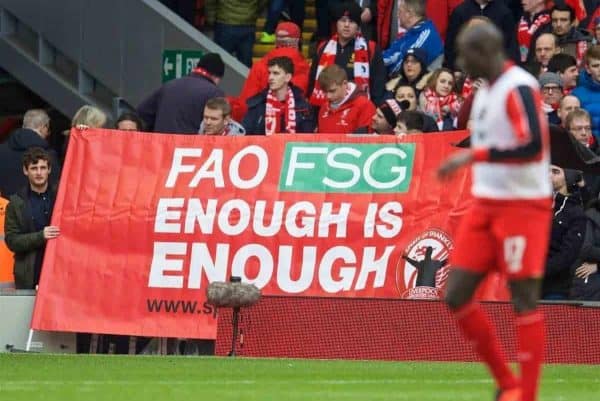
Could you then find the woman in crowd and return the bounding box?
[419,67,462,131]
[385,47,431,99]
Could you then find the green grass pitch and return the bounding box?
[0,354,598,400]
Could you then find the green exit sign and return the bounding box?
[162,50,204,82]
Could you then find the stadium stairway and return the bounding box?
[0,0,249,121]
[252,0,316,64]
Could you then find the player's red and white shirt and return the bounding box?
[470,63,552,201]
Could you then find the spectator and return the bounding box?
[308,1,386,107]
[116,112,145,132]
[551,4,593,66]
[234,22,310,121]
[444,0,518,70]
[566,108,594,147]
[71,105,107,129]
[530,32,561,75]
[557,94,582,127]
[258,0,305,44]
[419,68,462,131]
[160,0,196,25]
[518,0,552,64]
[591,14,600,44]
[547,53,580,94]
[371,99,403,135]
[137,53,225,134]
[571,197,600,301]
[376,0,461,48]
[394,110,426,136]
[382,0,443,76]
[0,109,60,198]
[543,165,586,300]
[243,56,315,135]
[539,72,564,125]
[62,105,108,160]
[316,64,376,134]
[393,84,439,132]
[572,45,600,138]
[385,47,431,98]
[4,147,59,290]
[354,0,377,41]
[199,97,246,136]
[205,0,266,67]
[314,0,376,42]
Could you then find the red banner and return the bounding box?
[32,129,486,339]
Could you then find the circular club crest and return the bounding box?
[396,229,453,300]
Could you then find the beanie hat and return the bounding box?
[275,22,301,48]
[404,48,428,67]
[379,99,403,127]
[332,2,362,25]
[196,53,225,78]
[538,72,562,88]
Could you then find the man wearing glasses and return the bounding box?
[565,108,594,149]
[539,71,563,125]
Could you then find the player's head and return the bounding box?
[456,21,505,80]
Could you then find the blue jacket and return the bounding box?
[573,71,600,139]
[382,19,443,75]
[242,85,316,135]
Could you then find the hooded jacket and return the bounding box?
[572,70,600,138]
[0,128,61,197]
[543,192,586,298]
[137,73,224,134]
[318,83,376,134]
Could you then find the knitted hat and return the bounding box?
[275,22,301,48]
[332,2,362,25]
[538,72,562,88]
[404,48,427,67]
[196,53,225,78]
[379,99,403,127]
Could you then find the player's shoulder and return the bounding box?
[499,66,539,91]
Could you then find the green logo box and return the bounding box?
[279,142,416,193]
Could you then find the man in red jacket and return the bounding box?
[230,22,310,121]
[317,65,376,134]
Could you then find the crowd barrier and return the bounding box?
[215,296,600,364]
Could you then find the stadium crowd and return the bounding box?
[1,0,600,353]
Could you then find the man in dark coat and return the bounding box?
[243,56,315,135]
[444,0,518,70]
[4,148,59,289]
[571,197,600,300]
[137,53,225,134]
[0,109,60,198]
[543,165,587,300]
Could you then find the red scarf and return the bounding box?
[310,34,370,107]
[517,13,551,63]
[191,67,217,83]
[265,87,296,135]
[461,77,474,99]
[422,88,461,130]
